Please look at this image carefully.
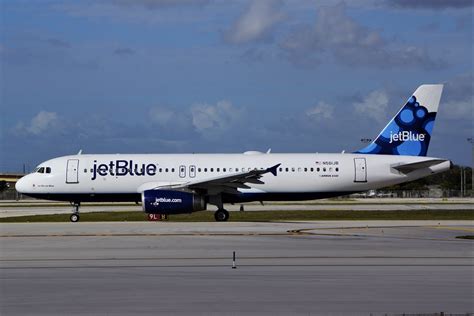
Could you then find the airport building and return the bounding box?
[0,173,25,200]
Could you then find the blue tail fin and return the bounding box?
[355,84,443,156]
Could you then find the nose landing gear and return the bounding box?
[70,202,80,222]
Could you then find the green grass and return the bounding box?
[2,199,472,208]
[0,210,473,223]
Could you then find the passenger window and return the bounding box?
[298,168,302,172]
[323,167,326,172]
[235,168,239,172]
[159,168,163,173]
[304,168,307,172]
[310,168,314,172]
[279,168,282,172]
[84,169,88,173]
[198,168,202,172]
[317,168,320,172]
[291,168,295,172]
[165,168,169,172]
[336,167,339,172]
[285,168,289,172]
[223,168,226,172]
[217,168,220,172]
[210,168,214,172]
[204,168,208,172]
[172,168,175,172]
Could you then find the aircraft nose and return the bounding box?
[15,176,29,193]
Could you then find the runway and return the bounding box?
[1,221,473,315]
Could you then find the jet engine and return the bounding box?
[141,189,206,214]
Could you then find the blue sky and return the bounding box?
[1,0,472,172]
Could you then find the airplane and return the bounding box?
[15,84,451,222]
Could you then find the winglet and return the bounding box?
[266,163,281,176]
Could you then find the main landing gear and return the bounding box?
[70,202,80,223]
[214,209,229,222]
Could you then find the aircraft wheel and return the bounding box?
[214,209,229,222]
[70,213,80,223]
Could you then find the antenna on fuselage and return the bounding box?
[77,149,83,155]
[266,148,271,154]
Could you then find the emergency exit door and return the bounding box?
[354,158,367,183]
[189,165,196,178]
[66,159,79,184]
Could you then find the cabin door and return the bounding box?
[66,159,79,184]
[354,158,367,183]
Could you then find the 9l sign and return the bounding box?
[147,214,168,221]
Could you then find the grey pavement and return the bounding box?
[0,221,473,315]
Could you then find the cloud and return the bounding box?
[443,98,473,120]
[445,73,473,97]
[114,47,135,56]
[224,0,285,44]
[280,3,443,69]
[353,90,389,123]
[46,38,70,48]
[149,106,175,126]
[387,0,473,9]
[191,100,244,134]
[306,102,334,121]
[55,0,210,24]
[112,0,211,9]
[442,73,474,120]
[15,111,59,135]
[455,15,472,31]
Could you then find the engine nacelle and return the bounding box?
[142,189,206,215]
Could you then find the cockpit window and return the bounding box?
[33,167,40,173]
[46,167,51,174]
[37,167,45,173]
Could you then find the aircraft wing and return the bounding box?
[392,159,448,174]
[155,163,281,195]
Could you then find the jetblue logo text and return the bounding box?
[91,160,157,180]
[389,131,425,144]
[152,197,183,206]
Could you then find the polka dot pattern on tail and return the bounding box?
[356,95,436,157]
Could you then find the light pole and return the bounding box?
[468,138,473,196]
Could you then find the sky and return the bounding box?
[0,0,472,172]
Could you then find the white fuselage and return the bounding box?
[15,152,451,203]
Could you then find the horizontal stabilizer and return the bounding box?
[392,159,447,174]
